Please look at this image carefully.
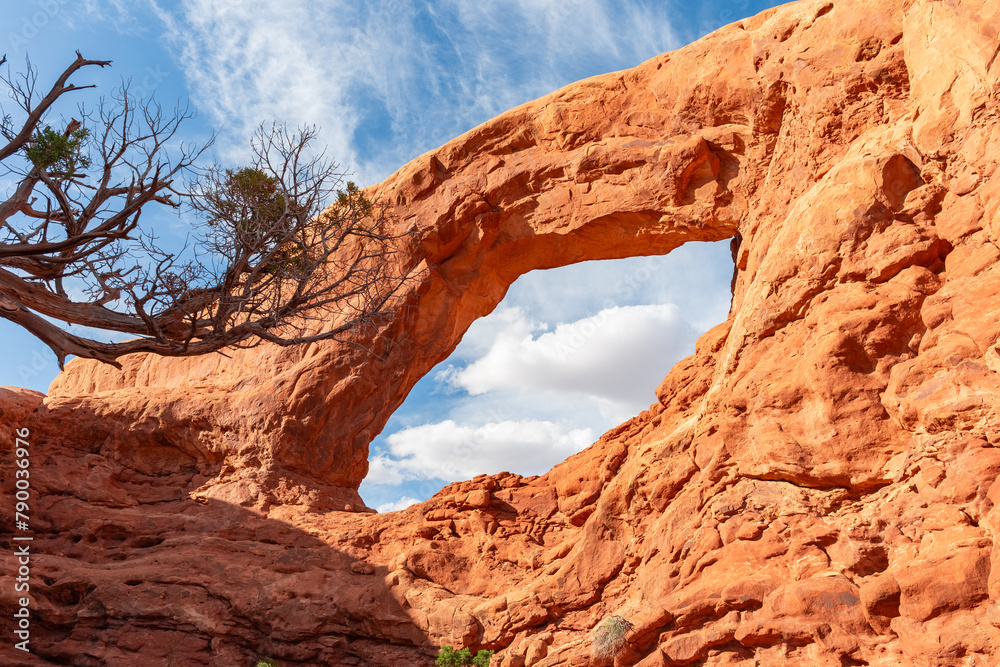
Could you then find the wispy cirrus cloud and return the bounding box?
[147,0,678,181]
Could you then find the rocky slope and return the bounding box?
[3,0,1000,664]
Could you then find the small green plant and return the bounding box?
[208,166,288,235]
[435,645,494,666]
[471,651,493,667]
[592,614,633,661]
[24,125,91,178]
[321,180,374,230]
[255,658,279,667]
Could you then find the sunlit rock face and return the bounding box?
[3,0,1000,663]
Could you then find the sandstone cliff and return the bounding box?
[3,0,1000,664]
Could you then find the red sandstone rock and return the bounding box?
[3,0,1000,664]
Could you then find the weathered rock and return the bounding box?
[3,0,1000,664]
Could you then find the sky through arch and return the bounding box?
[361,242,734,511]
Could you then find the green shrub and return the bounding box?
[209,166,287,235]
[471,650,493,667]
[592,614,633,661]
[256,658,279,667]
[25,125,91,178]
[435,645,494,666]
[320,180,374,230]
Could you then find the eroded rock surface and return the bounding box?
[3,0,1000,664]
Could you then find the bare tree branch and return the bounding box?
[0,51,111,161]
[0,54,419,367]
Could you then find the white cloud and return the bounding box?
[147,0,677,182]
[150,0,360,169]
[364,252,727,492]
[444,303,697,411]
[367,419,593,484]
[75,0,148,34]
[462,250,734,355]
[446,0,675,83]
[375,496,421,513]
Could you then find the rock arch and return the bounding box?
[45,22,764,506]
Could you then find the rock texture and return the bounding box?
[3,0,1000,664]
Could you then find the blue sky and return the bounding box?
[1,0,781,511]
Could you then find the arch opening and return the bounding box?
[361,240,735,512]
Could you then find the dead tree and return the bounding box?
[0,52,414,369]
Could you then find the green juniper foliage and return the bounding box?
[25,125,91,178]
[435,645,494,666]
[471,651,493,667]
[204,171,375,275]
[327,180,373,226]
[202,166,299,272]
[2,53,413,366]
[209,166,287,236]
[255,659,280,667]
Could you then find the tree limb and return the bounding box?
[0,51,111,161]
[1,55,419,367]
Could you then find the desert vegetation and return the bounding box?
[592,614,633,662]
